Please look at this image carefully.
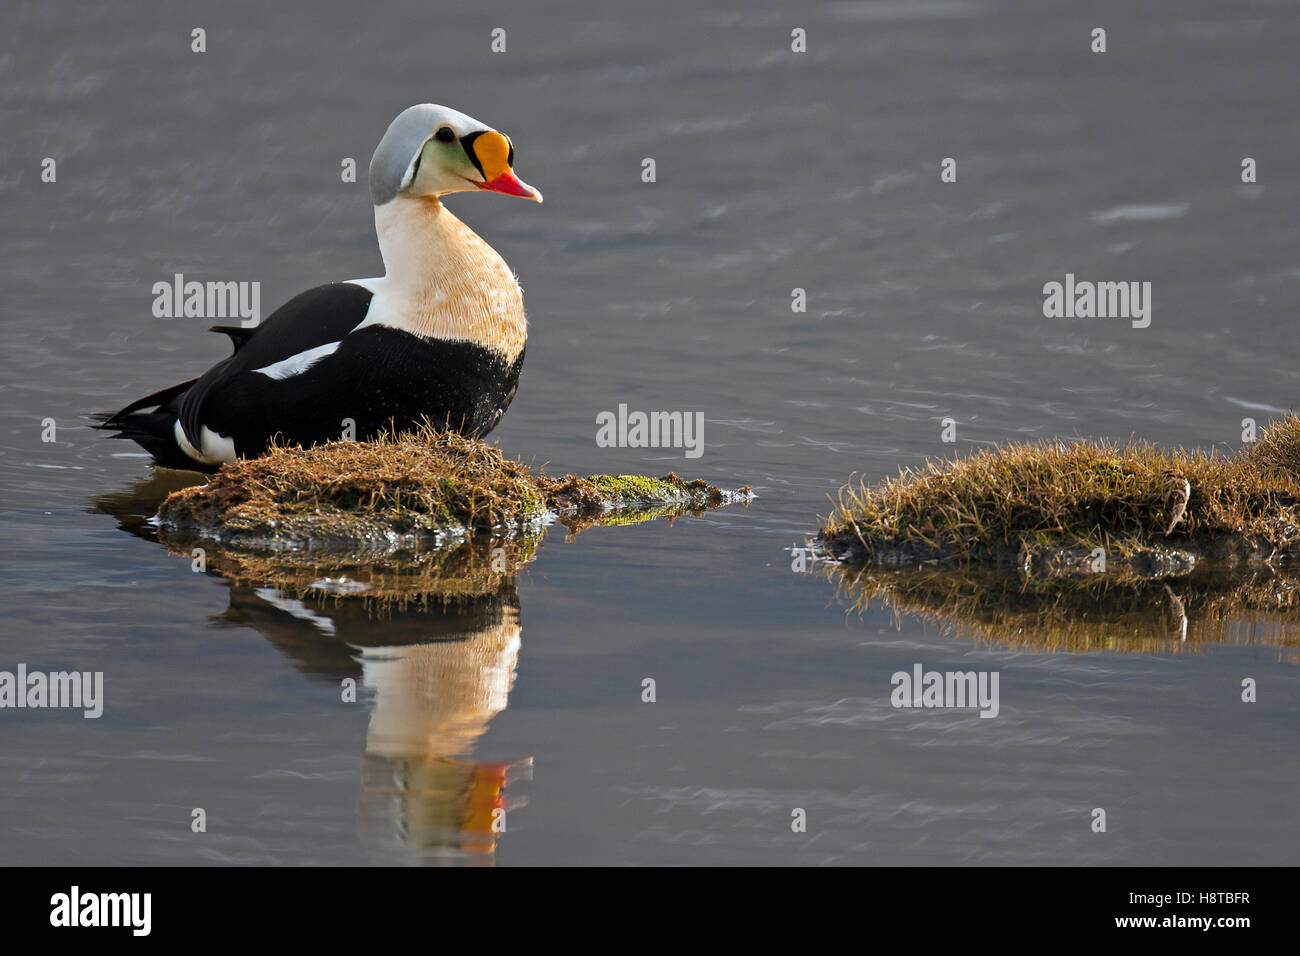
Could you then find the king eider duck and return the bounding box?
[97,104,541,470]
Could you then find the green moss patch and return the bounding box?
[819,414,1300,571]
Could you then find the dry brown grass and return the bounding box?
[158,428,541,543]
[820,414,1300,568]
[156,425,751,547]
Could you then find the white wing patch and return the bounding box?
[253,341,341,380]
[253,588,337,635]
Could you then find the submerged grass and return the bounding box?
[820,414,1300,570]
[157,425,750,548]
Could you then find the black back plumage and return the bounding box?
[97,281,524,470]
[174,282,375,451]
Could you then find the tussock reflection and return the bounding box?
[828,564,1300,660]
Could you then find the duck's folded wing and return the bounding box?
[177,282,374,449]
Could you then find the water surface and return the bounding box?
[2,0,1299,864]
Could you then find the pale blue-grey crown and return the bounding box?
[368,104,485,206]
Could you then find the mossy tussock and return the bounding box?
[156,427,751,549]
[827,565,1300,660]
[819,414,1300,572]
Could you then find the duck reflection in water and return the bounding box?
[226,581,529,860]
[94,473,532,861]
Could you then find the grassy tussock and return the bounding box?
[156,426,750,545]
[821,414,1300,567]
[159,429,541,540]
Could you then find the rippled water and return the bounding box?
[3,0,1299,864]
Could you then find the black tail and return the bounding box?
[94,377,204,469]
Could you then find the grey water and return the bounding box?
[2,0,1299,864]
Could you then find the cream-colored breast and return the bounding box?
[356,197,527,363]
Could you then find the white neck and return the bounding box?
[355,195,527,362]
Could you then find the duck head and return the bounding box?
[369,103,542,206]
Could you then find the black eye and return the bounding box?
[434,126,456,143]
